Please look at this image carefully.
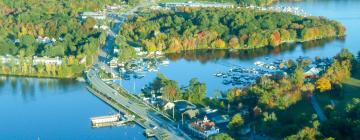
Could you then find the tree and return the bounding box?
[227,113,244,135]
[118,46,136,62]
[210,133,234,140]
[316,77,332,92]
[293,67,305,87]
[184,78,207,104]
[161,78,181,102]
[83,17,96,29]
[285,127,319,140]
[228,37,239,49]
[335,48,354,61]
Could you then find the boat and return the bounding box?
[222,80,232,85]
[254,61,265,67]
[161,60,170,65]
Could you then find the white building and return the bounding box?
[160,2,234,9]
[33,56,63,65]
[109,58,118,68]
[91,114,120,125]
[81,12,106,20]
[187,116,220,139]
[0,55,19,65]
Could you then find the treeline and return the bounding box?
[0,56,85,78]
[161,0,302,6]
[0,0,119,77]
[121,8,345,53]
[315,49,354,93]
[142,73,207,104]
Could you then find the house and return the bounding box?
[304,67,321,78]
[33,56,62,65]
[174,100,197,112]
[187,116,220,139]
[109,58,118,68]
[160,2,234,9]
[36,36,56,45]
[0,55,19,65]
[106,5,122,10]
[80,12,106,20]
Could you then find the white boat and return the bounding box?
[254,61,265,67]
[161,60,170,65]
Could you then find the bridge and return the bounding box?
[86,67,189,139]
[85,0,193,139]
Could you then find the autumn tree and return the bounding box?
[316,77,332,92]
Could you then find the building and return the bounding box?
[174,100,197,112]
[33,56,63,65]
[304,67,321,78]
[91,114,120,127]
[109,58,118,68]
[36,36,56,44]
[187,116,220,139]
[80,12,106,20]
[0,55,19,65]
[0,55,63,66]
[160,2,234,9]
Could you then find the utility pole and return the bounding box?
[181,112,185,126]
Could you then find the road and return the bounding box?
[310,96,327,122]
[86,0,191,139]
[87,67,187,140]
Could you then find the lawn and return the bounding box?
[316,67,360,112]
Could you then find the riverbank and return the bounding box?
[0,73,86,81]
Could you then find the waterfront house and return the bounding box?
[33,56,62,65]
[304,67,321,78]
[109,58,118,68]
[0,55,19,65]
[160,2,234,9]
[174,100,197,112]
[36,36,56,45]
[187,116,220,139]
[80,12,106,20]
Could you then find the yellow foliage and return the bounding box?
[316,77,332,92]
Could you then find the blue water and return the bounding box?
[0,77,146,140]
[0,0,359,139]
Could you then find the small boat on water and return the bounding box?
[254,61,265,67]
[160,60,170,65]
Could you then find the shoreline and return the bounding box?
[0,73,86,82]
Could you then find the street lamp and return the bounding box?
[181,112,185,126]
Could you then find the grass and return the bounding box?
[316,65,360,112]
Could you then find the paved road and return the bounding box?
[85,1,191,139]
[87,67,187,140]
[310,96,327,122]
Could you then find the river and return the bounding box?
[120,0,360,97]
[0,0,359,139]
[0,77,146,140]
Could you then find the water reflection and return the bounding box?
[0,76,146,139]
[0,76,83,101]
[166,37,338,62]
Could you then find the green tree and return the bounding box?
[210,133,234,140]
[227,113,244,135]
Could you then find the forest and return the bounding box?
[160,0,303,6]
[120,8,345,53]
[0,0,122,78]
